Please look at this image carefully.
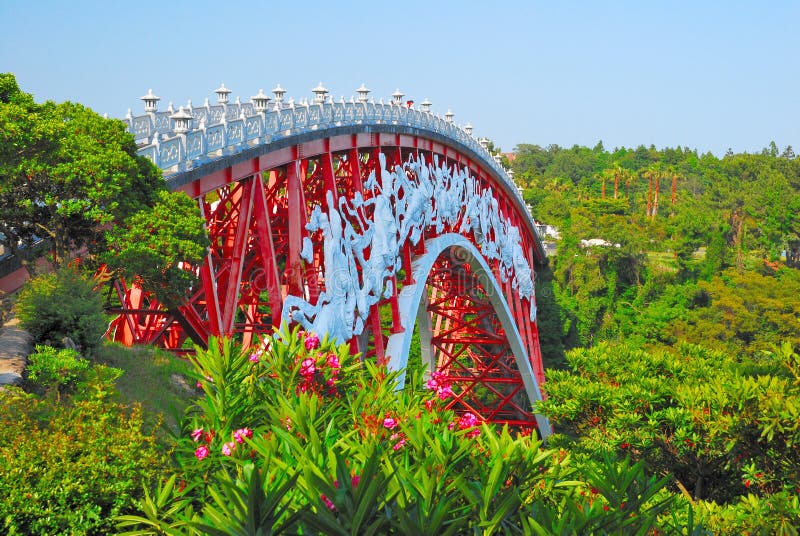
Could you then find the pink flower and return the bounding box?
[393,437,406,451]
[431,371,448,384]
[326,354,340,370]
[221,441,236,456]
[426,371,453,400]
[196,380,203,389]
[249,352,260,363]
[191,428,204,442]
[437,385,454,400]
[383,417,398,430]
[320,494,336,511]
[458,412,479,430]
[467,428,481,438]
[351,474,361,487]
[424,399,435,411]
[233,428,253,444]
[194,445,209,460]
[305,333,320,350]
[300,358,316,378]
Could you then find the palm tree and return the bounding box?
[596,170,614,199]
[653,169,661,217]
[611,163,624,199]
[642,166,659,219]
[671,172,679,207]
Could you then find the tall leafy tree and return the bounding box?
[103,189,210,308]
[0,73,163,268]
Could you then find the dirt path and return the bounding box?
[0,317,31,387]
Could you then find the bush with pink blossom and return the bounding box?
[118,327,694,534]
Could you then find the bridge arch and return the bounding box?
[384,234,551,436]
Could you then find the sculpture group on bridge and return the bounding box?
[283,152,537,346]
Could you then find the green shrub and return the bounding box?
[0,367,171,535]
[14,267,107,352]
[540,340,800,532]
[26,344,89,394]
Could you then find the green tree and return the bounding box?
[103,189,209,308]
[540,341,800,507]
[0,73,163,268]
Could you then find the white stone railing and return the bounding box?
[124,98,529,211]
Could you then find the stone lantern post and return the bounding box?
[272,84,286,104]
[170,106,192,133]
[312,82,328,104]
[356,83,370,103]
[251,89,271,113]
[215,83,232,105]
[141,89,160,113]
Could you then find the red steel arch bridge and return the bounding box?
[112,84,551,435]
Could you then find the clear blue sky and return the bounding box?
[2,0,798,156]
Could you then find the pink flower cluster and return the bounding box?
[383,413,406,450]
[447,412,481,438]
[304,332,320,350]
[295,333,342,396]
[191,426,253,459]
[426,371,454,400]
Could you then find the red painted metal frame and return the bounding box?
[107,132,546,426]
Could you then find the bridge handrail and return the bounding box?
[125,99,537,240]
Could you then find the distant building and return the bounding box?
[580,238,621,248]
[535,224,561,240]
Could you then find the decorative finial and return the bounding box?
[272,83,286,102]
[391,88,404,105]
[356,83,370,103]
[214,83,232,104]
[170,106,192,133]
[140,88,160,113]
[312,82,328,104]
[251,88,271,112]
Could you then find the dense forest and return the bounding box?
[511,141,800,359]
[513,141,800,531]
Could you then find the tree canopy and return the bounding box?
[0,73,163,267]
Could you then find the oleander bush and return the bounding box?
[118,328,695,535]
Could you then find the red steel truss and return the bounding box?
[107,132,546,427]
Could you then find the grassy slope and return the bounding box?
[93,342,195,432]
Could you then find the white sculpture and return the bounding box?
[281,153,538,343]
